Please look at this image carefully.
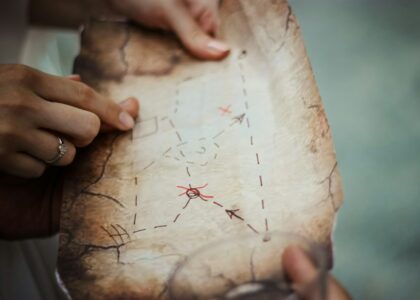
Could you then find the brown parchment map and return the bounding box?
[57,1,343,299]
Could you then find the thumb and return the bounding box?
[283,245,319,288]
[165,1,230,60]
[282,245,352,300]
[100,97,140,132]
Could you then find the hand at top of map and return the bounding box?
[107,0,230,60]
[283,246,352,300]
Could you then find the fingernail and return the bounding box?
[119,111,135,129]
[207,40,230,53]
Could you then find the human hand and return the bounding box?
[283,245,352,300]
[0,64,139,178]
[107,0,230,60]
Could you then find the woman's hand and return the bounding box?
[0,64,139,239]
[107,0,230,60]
[283,246,352,300]
[0,64,139,178]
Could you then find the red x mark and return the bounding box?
[219,105,232,116]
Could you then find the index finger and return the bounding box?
[165,1,229,60]
[33,70,139,131]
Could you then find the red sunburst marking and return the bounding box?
[176,183,214,205]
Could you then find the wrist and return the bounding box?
[0,168,63,240]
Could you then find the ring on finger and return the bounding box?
[45,136,68,165]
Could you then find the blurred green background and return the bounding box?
[292,0,420,298]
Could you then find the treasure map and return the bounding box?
[57,1,343,299]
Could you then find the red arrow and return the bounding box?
[225,209,244,221]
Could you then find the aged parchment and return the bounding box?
[58,1,343,299]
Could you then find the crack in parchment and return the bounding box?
[157,284,168,300]
[80,191,124,208]
[67,134,122,212]
[285,5,293,31]
[249,247,257,281]
[301,96,323,111]
[78,134,122,204]
[81,133,118,190]
[74,241,127,263]
[308,104,321,110]
[319,162,338,211]
[120,253,185,264]
[202,264,238,290]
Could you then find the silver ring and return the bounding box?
[45,137,68,165]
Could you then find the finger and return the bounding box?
[65,76,139,133]
[283,245,321,300]
[198,9,217,34]
[283,245,319,285]
[283,246,352,300]
[32,71,138,130]
[187,0,220,34]
[36,100,101,147]
[20,130,76,166]
[165,1,229,60]
[0,153,46,178]
[101,97,140,132]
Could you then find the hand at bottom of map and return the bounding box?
[283,246,352,300]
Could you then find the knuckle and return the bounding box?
[14,95,38,115]
[85,113,101,137]
[191,27,203,40]
[201,7,214,20]
[10,65,35,85]
[103,100,119,122]
[189,28,208,47]
[1,88,39,117]
[78,113,100,146]
[0,123,20,142]
[76,83,96,107]
[28,164,46,178]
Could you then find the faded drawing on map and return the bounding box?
[57,1,343,299]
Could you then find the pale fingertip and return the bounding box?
[119,111,135,129]
[207,39,230,53]
[127,96,140,108]
[119,97,140,118]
